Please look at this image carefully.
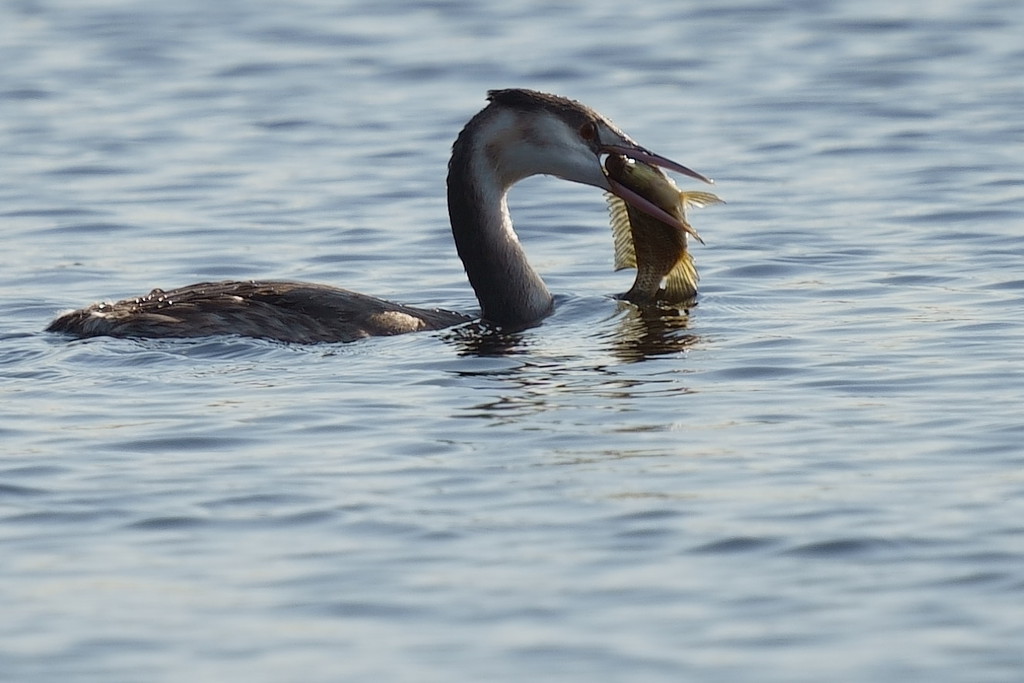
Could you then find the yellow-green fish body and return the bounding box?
[605,154,722,304]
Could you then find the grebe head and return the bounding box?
[480,89,712,232]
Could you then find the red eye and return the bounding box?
[579,121,597,141]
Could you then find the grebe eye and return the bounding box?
[579,121,597,141]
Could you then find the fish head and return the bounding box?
[591,126,712,237]
[604,154,703,242]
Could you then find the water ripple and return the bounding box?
[3,0,1024,681]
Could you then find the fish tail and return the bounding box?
[663,251,699,302]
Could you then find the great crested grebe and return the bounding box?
[48,89,710,344]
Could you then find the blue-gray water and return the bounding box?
[3,0,1023,681]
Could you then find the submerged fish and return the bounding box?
[604,154,722,304]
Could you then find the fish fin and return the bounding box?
[678,191,725,210]
[663,251,700,302]
[606,193,636,270]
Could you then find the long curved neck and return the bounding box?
[447,110,554,328]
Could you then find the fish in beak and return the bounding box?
[604,153,723,304]
[599,141,713,240]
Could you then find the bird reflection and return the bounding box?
[445,299,701,362]
[443,321,536,357]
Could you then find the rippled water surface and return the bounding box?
[3,0,1024,681]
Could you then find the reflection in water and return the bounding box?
[443,301,702,362]
[607,300,701,362]
[443,321,536,357]
[442,302,701,423]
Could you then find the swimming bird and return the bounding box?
[47,89,710,344]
